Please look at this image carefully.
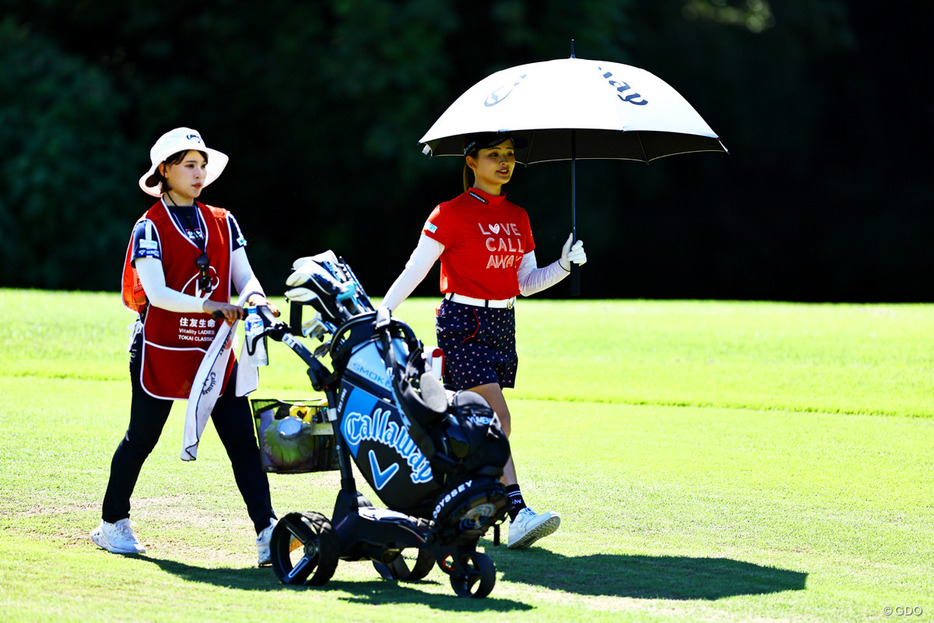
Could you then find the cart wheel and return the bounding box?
[373,547,436,582]
[270,511,339,586]
[448,551,496,598]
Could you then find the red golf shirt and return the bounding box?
[424,188,535,300]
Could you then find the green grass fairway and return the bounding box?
[1,289,931,621]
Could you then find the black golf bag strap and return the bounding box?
[378,324,440,460]
[396,347,448,429]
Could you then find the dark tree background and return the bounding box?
[1,1,931,302]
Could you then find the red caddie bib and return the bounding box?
[121,201,235,399]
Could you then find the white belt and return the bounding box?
[445,293,515,309]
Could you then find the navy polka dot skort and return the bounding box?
[435,299,518,390]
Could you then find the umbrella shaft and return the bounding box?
[571,131,576,240]
[570,130,580,296]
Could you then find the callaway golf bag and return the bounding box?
[251,251,511,598]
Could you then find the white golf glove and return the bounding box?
[560,233,587,270]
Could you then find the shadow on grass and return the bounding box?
[141,557,282,591]
[490,550,808,600]
[141,557,531,611]
[327,579,533,611]
[197,556,802,611]
[144,549,805,605]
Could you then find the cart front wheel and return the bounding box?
[270,511,339,586]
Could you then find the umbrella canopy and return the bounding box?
[419,56,727,163]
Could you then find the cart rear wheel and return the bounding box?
[373,547,435,581]
[448,551,496,598]
[270,511,339,586]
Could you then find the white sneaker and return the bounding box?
[256,518,277,566]
[90,519,146,554]
[507,508,560,550]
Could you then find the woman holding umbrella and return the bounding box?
[380,132,587,549]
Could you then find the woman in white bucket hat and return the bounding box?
[138,127,229,198]
[91,127,280,565]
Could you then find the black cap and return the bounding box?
[462,132,527,156]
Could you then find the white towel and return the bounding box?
[181,293,258,460]
[235,336,259,396]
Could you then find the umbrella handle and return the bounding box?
[570,264,581,296]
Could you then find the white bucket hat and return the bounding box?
[138,127,229,197]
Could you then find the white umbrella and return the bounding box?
[419,53,727,292]
[420,55,726,162]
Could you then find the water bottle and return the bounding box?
[244,306,268,367]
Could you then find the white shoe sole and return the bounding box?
[508,514,560,550]
[90,527,146,555]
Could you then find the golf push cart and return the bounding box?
[247,251,511,598]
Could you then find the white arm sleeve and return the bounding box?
[134,257,210,313]
[516,250,569,297]
[381,233,444,312]
[230,246,264,300]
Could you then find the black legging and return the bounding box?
[101,333,275,534]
